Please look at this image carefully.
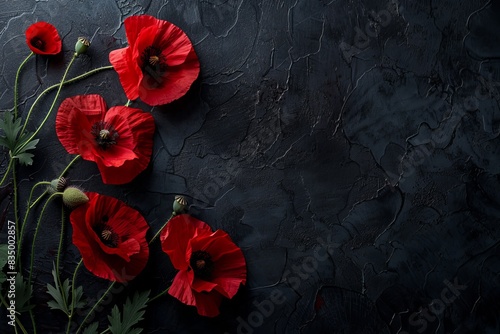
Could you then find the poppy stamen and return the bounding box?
[149,55,160,66]
[31,37,45,50]
[91,121,119,150]
[190,250,213,280]
[94,222,119,248]
[101,229,112,240]
[141,46,167,85]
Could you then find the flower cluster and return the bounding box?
[0,14,246,332]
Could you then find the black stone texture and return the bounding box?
[0,0,499,333]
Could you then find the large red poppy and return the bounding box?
[25,22,62,55]
[109,15,200,106]
[55,94,155,185]
[70,192,149,282]
[160,214,246,317]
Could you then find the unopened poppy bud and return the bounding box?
[75,37,90,56]
[47,177,68,194]
[173,195,188,215]
[62,186,89,208]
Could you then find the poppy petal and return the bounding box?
[56,95,155,185]
[25,21,62,55]
[161,215,246,316]
[169,270,196,306]
[161,214,212,270]
[191,291,223,317]
[109,15,199,106]
[138,48,199,106]
[56,95,107,160]
[189,230,246,298]
[169,271,223,317]
[70,192,149,282]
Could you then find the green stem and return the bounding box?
[59,155,80,178]
[149,213,174,244]
[29,309,37,334]
[28,192,61,286]
[19,54,78,152]
[149,286,170,303]
[0,293,28,334]
[0,156,13,186]
[29,189,48,209]
[75,282,116,334]
[124,99,132,107]
[20,65,113,134]
[17,181,51,267]
[56,206,68,321]
[18,154,80,268]
[21,66,113,133]
[14,52,34,119]
[66,260,82,334]
[56,205,65,279]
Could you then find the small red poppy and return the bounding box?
[160,214,246,317]
[55,94,155,185]
[25,22,62,55]
[109,15,200,106]
[70,192,149,282]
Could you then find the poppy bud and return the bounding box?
[62,186,89,208]
[173,195,188,215]
[47,177,68,194]
[75,37,90,56]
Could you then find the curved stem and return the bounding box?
[56,206,66,309]
[14,52,34,119]
[29,189,48,209]
[19,54,77,152]
[20,65,113,134]
[75,282,116,334]
[59,155,80,178]
[29,309,37,334]
[0,157,13,186]
[66,260,82,334]
[28,192,61,286]
[17,181,51,267]
[21,62,113,133]
[149,213,174,244]
[149,286,170,303]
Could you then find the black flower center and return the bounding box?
[189,250,214,280]
[93,215,119,248]
[31,37,45,50]
[91,121,119,150]
[141,46,167,87]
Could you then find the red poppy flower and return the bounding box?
[109,15,200,106]
[160,214,246,317]
[55,94,155,185]
[25,22,62,55]
[70,192,149,282]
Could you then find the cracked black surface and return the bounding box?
[1,0,499,333]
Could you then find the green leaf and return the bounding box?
[0,111,39,165]
[16,137,39,152]
[12,152,35,166]
[82,322,99,334]
[0,111,22,150]
[74,285,86,309]
[46,264,86,315]
[15,273,34,313]
[107,290,150,334]
[0,244,8,285]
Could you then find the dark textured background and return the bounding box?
[1,0,499,333]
